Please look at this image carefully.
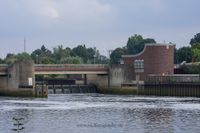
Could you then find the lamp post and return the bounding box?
[93,54,97,64]
[36,55,39,64]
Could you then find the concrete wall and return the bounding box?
[0,61,35,96]
[0,76,8,94]
[109,65,132,87]
[89,65,133,89]
[95,74,109,89]
[7,61,35,90]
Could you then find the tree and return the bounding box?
[175,47,192,63]
[60,56,82,64]
[126,34,156,55]
[192,44,200,62]
[190,33,200,62]
[110,48,126,64]
[87,48,96,61]
[96,55,109,64]
[16,52,32,61]
[4,53,17,64]
[53,45,70,63]
[0,58,4,64]
[31,45,53,64]
[4,52,32,64]
[190,33,200,46]
[72,45,88,63]
[66,47,76,56]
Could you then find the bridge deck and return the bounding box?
[34,64,109,75]
[0,64,109,75]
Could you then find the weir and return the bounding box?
[0,61,110,97]
[1,61,200,97]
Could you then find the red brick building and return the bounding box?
[122,43,175,83]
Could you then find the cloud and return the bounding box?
[0,0,200,58]
[57,0,112,21]
[41,6,60,19]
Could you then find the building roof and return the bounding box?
[122,43,175,58]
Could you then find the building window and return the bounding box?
[134,60,144,69]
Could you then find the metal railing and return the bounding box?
[34,64,109,72]
[145,74,200,84]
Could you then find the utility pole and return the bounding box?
[24,37,26,53]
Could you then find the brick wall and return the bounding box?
[122,44,175,81]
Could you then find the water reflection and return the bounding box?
[0,95,200,133]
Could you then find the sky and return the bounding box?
[0,0,200,58]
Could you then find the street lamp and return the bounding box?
[36,55,39,64]
[93,54,97,64]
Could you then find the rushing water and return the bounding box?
[0,94,200,133]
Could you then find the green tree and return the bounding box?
[192,44,200,62]
[96,55,109,64]
[66,47,76,56]
[31,45,53,64]
[176,47,192,63]
[4,53,17,64]
[4,52,32,64]
[60,56,82,64]
[190,33,200,62]
[72,45,88,63]
[87,48,96,61]
[0,58,4,64]
[126,34,156,55]
[53,45,70,63]
[16,52,32,61]
[190,33,200,46]
[110,48,125,64]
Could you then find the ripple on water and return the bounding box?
[0,94,200,133]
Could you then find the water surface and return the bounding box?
[0,94,200,133]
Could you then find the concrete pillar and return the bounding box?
[84,74,87,85]
[0,76,8,95]
[6,61,35,96]
[108,74,110,89]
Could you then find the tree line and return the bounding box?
[0,45,109,64]
[0,33,200,67]
[110,33,200,64]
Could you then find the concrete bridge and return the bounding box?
[0,64,109,75]
[0,61,110,97]
[34,64,109,75]
[0,61,129,97]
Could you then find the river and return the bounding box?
[0,94,200,133]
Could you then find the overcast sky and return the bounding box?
[0,0,200,57]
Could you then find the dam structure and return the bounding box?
[0,61,112,97]
[0,43,199,97]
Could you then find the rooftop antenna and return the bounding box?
[24,36,26,52]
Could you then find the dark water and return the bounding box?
[0,94,200,133]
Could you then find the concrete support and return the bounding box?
[108,74,110,89]
[0,76,8,95]
[83,74,87,85]
[0,61,36,97]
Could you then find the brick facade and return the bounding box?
[122,44,175,81]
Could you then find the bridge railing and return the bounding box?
[145,74,200,84]
[34,64,109,72]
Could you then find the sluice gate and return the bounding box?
[48,85,97,94]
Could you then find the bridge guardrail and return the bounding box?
[34,64,109,72]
